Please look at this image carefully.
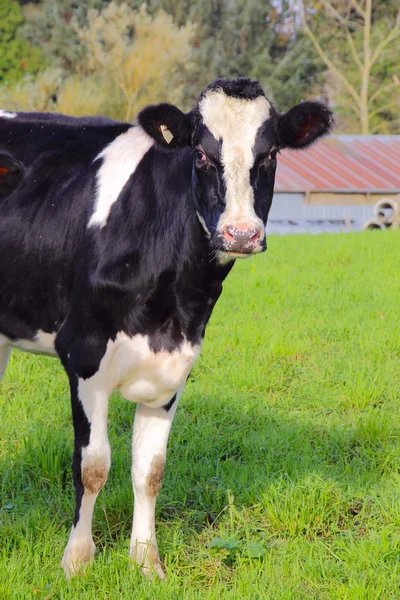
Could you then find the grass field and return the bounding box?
[1,231,400,599]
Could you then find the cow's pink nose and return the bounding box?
[221,224,262,252]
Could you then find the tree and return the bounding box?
[301,0,400,133]
[260,36,326,110]
[1,2,194,121]
[156,0,325,110]
[21,0,108,72]
[0,0,44,82]
[251,1,326,109]
[75,3,194,120]
[17,0,329,114]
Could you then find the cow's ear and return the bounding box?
[138,103,191,148]
[0,154,24,198]
[278,102,334,149]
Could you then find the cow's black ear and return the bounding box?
[0,154,24,198]
[278,102,334,149]
[138,103,191,148]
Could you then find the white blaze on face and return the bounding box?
[89,126,154,228]
[199,90,271,233]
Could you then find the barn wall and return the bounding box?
[269,193,391,225]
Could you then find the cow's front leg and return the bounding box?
[61,374,111,579]
[130,395,179,579]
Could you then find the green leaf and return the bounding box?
[224,537,240,550]
[209,537,240,551]
[209,537,227,548]
[247,543,266,559]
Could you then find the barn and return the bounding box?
[268,135,400,233]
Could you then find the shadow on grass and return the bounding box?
[1,387,398,549]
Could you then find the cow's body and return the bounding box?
[0,79,332,578]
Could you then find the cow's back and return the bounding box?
[0,112,131,341]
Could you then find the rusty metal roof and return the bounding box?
[275,135,400,193]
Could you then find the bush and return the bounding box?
[0,0,45,83]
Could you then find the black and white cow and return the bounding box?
[0,79,332,578]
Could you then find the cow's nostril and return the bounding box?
[250,228,261,241]
[222,225,236,241]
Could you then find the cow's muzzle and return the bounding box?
[220,224,264,254]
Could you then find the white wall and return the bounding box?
[268,193,375,232]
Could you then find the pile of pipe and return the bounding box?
[364,195,400,230]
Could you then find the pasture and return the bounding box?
[1,231,400,599]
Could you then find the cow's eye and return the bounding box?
[196,149,207,163]
[269,151,277,162]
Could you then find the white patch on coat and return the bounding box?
[130,399,180,578]
[76,379,111,492]
[78,332,200,409]
[0,331,57,356]
[199,90,270,234]
[89,126,154,228]
[115,334,200,406]
[0,110,17,119]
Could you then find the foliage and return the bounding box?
[21,0,108,72]
[0,0,45,82]
[1,231,400,597]
[16,0,326,113]
[302,0,400,133]
[0,68,115,116]
[0,2,194,120]
[75,2,194,120]
[153,0,325,110]
[260,35,326,110]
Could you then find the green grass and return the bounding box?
[1,231,400,599]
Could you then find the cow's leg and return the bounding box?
[0,344,11,381]
[61,374,111,579]
[130,395,179,579]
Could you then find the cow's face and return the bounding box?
[192,87,275,260]
[139,78,333,263]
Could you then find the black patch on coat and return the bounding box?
[202,78,265,101]
[250,120,279,228]
[68,374,91,527]
[0,113,130,348]
[163,394,177,413]
[0,154,24,198]
[196,125,221,162]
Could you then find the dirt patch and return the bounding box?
[146,454,165,496]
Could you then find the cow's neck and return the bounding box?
[125,217,233,348]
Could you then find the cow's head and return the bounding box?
[138,78,333,262]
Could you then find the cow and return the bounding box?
[0,78,333,579]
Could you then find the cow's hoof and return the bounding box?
[61,538,96,579]
[130,542,166,580]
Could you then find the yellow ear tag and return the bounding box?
[160,124,174,144]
